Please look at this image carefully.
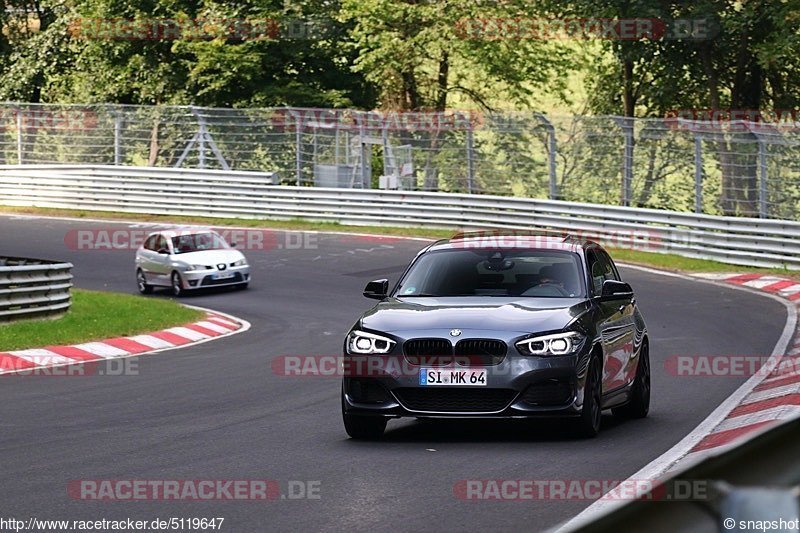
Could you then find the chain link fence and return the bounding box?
[1,102,798,220]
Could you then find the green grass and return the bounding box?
[1,205,797,279]
[0,289,203,351]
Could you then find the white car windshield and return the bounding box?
[171,232,230,254]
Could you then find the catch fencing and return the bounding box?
[1,103,799,220]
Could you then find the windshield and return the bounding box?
[395,249,585,298]
[171,232,229,254]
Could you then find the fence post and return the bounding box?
[466,125,475,193]
[758,139,768,218]
[360,123,370,188]
[295,112,302,186]
[194,106,206,169]
[114,111,122,165]
[535,113,557,200]
[335,124,340,166]
[620,118,634,207]
[382,124,391,178]
[16,109,23,165]
[313,124,318,171]
[693,135,703,213]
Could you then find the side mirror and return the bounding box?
[157,248,170,255]
[601,279,633,299]
[363,279,389,300]
[230,241,237,247]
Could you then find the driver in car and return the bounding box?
[537,266,565,289]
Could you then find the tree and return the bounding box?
[340,0,571,111]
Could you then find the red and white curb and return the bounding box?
[680,273,800,457]
[0,307,250,375]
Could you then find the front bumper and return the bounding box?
[180,266,250,289]
[342,349,590,419]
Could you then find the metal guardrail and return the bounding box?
[0,165,799,269]
[0,256,73,321]
[563,415,800,533]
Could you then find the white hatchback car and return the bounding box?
[135,229,250,296]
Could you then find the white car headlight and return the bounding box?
[232,258,248,267]
[347,330,395,354]
[189,264,210,271]
[516,332,585,356]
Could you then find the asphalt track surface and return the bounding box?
[0,215,788,532]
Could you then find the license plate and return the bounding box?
[214,272,235,280]
[419,368,487,386]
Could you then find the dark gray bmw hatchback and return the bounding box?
[341,232,650,439]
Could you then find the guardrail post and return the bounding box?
[693,134,703,213]
[466,125,475,193]
[758,139,768,218]
[114,111,122,165]
[535,113,557,200]
[16,109,23,165]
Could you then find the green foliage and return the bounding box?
[340,0,572,110]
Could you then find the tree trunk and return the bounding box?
[622,59,635,117]
[148,120,159,166]
[701,44,737,216]
[423,51,451,190]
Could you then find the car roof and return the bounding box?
[426,230,596,253]
[148,228,220,239]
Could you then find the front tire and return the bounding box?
[171,271,184,297]
[342,391,386,440]
[136,269,152,294]
[574,356,602,438]
[613,341,650,419]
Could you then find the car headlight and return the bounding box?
[516,332,585,356]
[232,258,247,267]
[346,330,395,354]
[189,264,210,271]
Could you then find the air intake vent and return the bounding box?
[393,388,516,413]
